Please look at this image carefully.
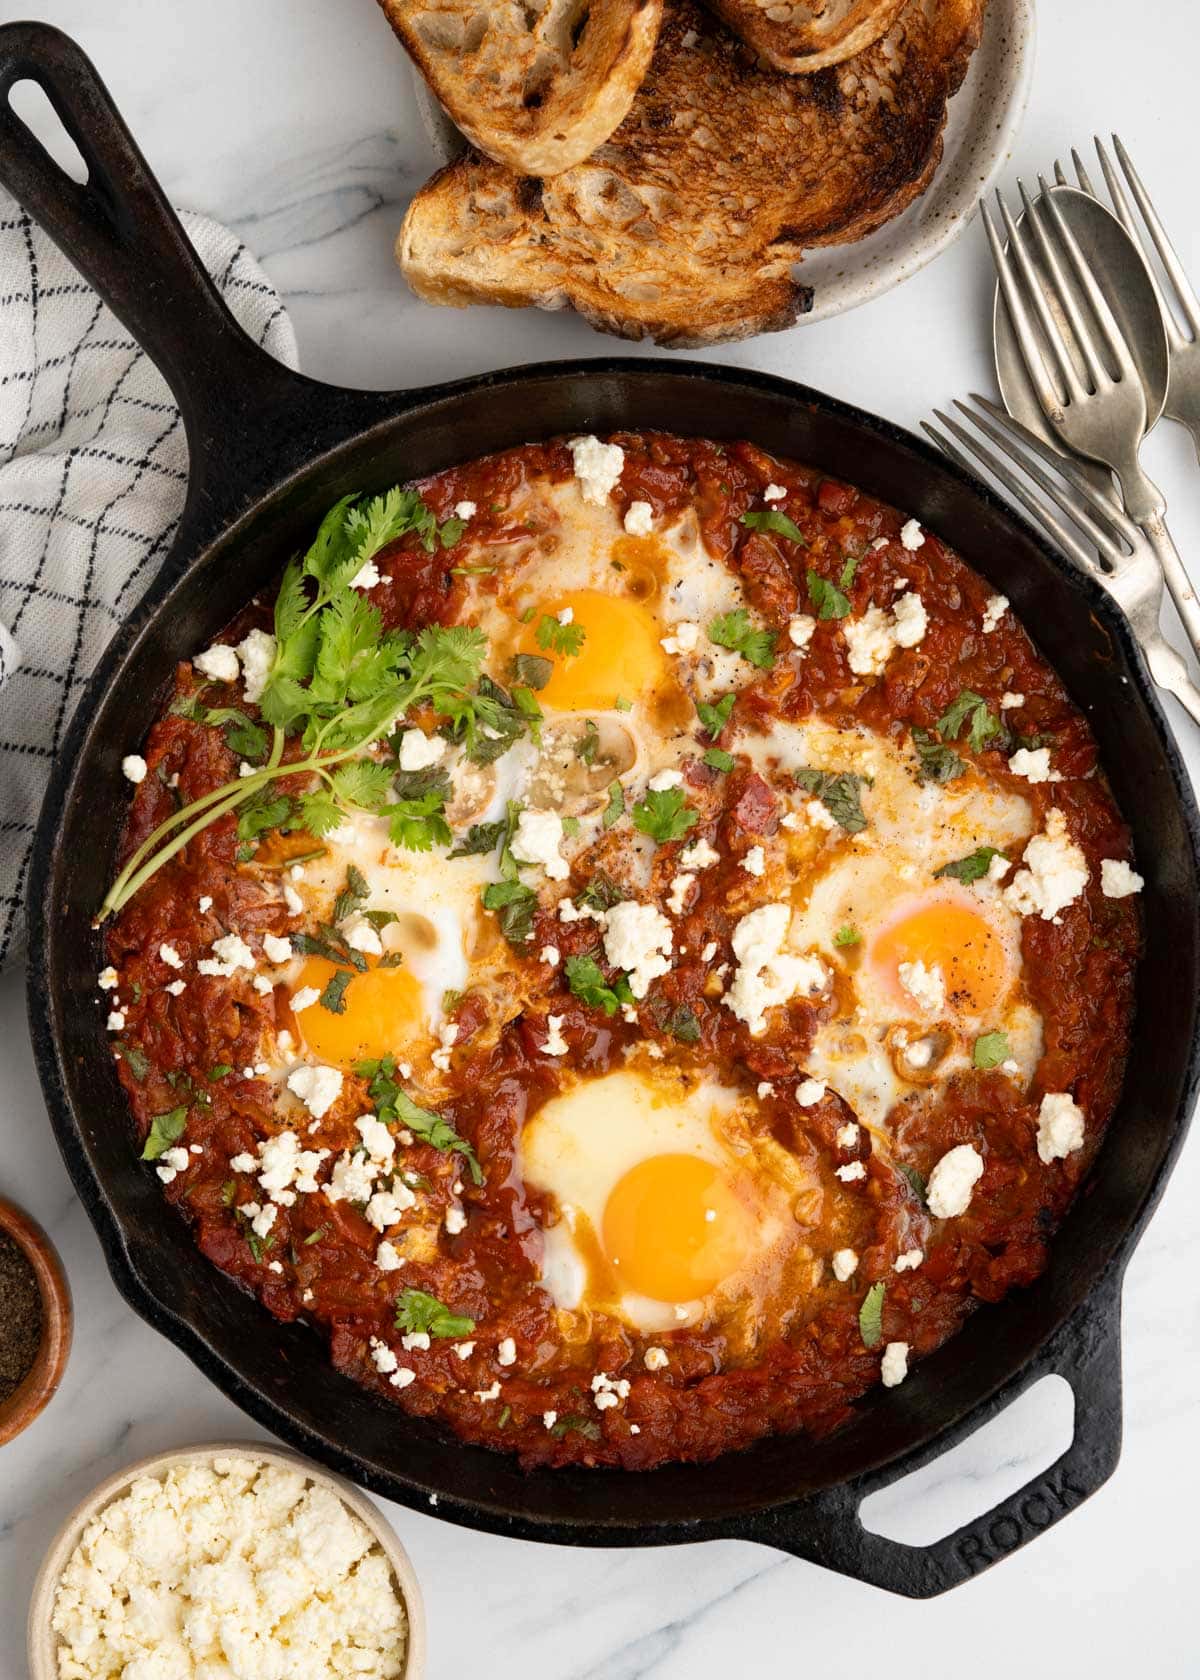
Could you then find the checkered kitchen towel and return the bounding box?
[0,198,298,967]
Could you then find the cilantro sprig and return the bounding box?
[741,508,807,546]
[806,554,859,621]
[794,768,869,834]
[103,487,493,918]
[535,614,586,658]
[394,1288,475,1339]
[564,953,633,1017]
[358,1054,483,1184]
[632,787,698,844]
[935,846,1002,885]
[708,609,777,670]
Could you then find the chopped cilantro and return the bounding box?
[708,609,777,670]
[938,689,1004,754]
[319,968,354,1014]
[632,787,698,844]
[564,954,634,1017]
[806,568,853,620]
[481,879,538,947]
[912,727,966,785]
[333,863,370,923]
[357,1055,482,1183]
[576,872,623,913]
[117,1042,150,1081]
[794,768,869,833]
[535,614,586,658]
[859,1281,886,1349]
[696,692,736,737]
[551,1413,601,1441]
[614,695,633,713]
[394,1288,475,1339]
[208,1064,233,1081]
[702,748,735,773]
[602,781,625,829]
[740,508,807,545]
[510,652,553,691]
[973,1030,1011,1070]
[834,925,861,947]
[141,1106,187,1161]
[576,720,600,766]
[899,1164,927,1205]
[935,846,1002,884]
[449,820,507,859]
[659,1003,701,1044]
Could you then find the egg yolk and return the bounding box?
[518,589,667,712]
[601,1153,752,1302]
[871,900,1010,1017]
[292,956,425,1069]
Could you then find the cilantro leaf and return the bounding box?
[575,872,623,913]
[481,879,538,946]
[117,1042,150,1081]
[535,614,586,657]
[394,1288,475,1339]
[236,793,296,845]
[551,1413,601,1441]
[703,748,734,773]
[741,508,807,545]
[834,925,861,947]
[356,1057,483,1183]
[511,653,553,691]
[696,693,736,737]
[708,609,777,670]
[899,1164,927,1205]
[329,759,393,812]
[794,768,869,834]
[333,864,370,923]
[319,968,354,1014]
[859,1281,886,1349]
[564,954,633,1016]
[806,568,852,620]
[938,689,1003,755]
[449,820,507,859]
[204,707,269,762]
[575,720,600,766]
[141,1106,187,1161]
[935,847,1002,885]
[973,1030,1011,1070]
[912,728,966,785]
[632,787,698,844]
[602,781,625,829]
[388,787,452,852]
[659,1003,701,1043]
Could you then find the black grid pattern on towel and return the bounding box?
[0,202,297,967]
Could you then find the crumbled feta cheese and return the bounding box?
[796,1078,826,1107]
[262,933,292,963]
[843,605,896,677]
[832,1248,859,1281]
[591,1371,631,1410]
[891,591,928,648]
[543,1410,558,1429]
[325,1151,376,1205]
[666,872,695,916]
[193,642,240,682]
[375,1239,404,1272]
[557,606,574,625]
[1008,746,1062,784]
[763,484,787,502]
[497,1337,517,1367]
[926,1143,984,1217]
[900,518,925,551]
[401,1331,431,1353]
[701,940,718,961]
[881,1341,910,1386]
[365,1180,416,1230]
[455,1342,476,1360]
[121,754,147,784]
[349,557,382,590]
[397,729,447,772]
[648,768,684,792]
[643,1346,669,1371]
[291,985,321,1013]
[982,594,1009,633]
[788,614,816,652]
[1037,1091,1085,1163]
[540,944,561,967]
[805,798,836,831]
[987,853,1011,883]
[371,1337,399,1373]
[283,881,304,916]
[98,967,119,990]
[158,943,183,969]
[741,844,765,877]
[757,1081,775,1099]
[1101,858,1144,899]
[474,1380,501,1401]
[513,807,569,879]
[568,435,625,504]
[1003,808,1089,921]
[198,896,213,914]
[256,1131,329,1202]
[725,904,827,1036]
[165,979,186,997]
[341,913,384,957]
[454,500,477,520]
[680,836,720,870]
[196,932,256,977]
[603,900,674,998]
[660,620,700,655]
[835,1122,860,1149]
[624,500,654,535]
[445,1205,467,1235]
[871,535,890,551]
[836,1162,866,1182]
[1001,691,1025,710]
[287,1063,343,1119]
[105,1010,126,1031]
[894,1248,924,1272]
[390,1367,417,1389]
[901,1036,934,1069]
[898,958,945,1014]
[236,627,276,703]
[543,1015,569,1057]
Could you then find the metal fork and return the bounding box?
[1057,137,1200,461]
[982,181,1200,668]
[923,394,1200,729]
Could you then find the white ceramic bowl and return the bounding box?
[408,0,1035,332]
[27,1440,427,1680]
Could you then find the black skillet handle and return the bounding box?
[0,22,393,553]
[743,1265,1124,1598]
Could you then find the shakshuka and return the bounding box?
[100,431,1142,1470]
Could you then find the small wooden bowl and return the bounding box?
[0,1195,72,1447]
[28,1441,427,1680]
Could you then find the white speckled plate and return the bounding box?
[409,0,1034,331]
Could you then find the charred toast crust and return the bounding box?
[398,0,985,345]
[706,0,909,74]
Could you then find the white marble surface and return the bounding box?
[3,0,1200,1673]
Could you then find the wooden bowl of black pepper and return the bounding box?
[0,1195,71,1446]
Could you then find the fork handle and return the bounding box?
[1109,449,1166,526]
[1143,637,1200,729]
[1139,516,1200,669]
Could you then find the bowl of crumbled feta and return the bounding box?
[28,1442,425,1680]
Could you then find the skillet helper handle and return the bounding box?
[747,1266,1124,1597]
[0,22,282,416]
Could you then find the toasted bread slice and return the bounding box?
[377,0,663,176]
[706,0,907,74]
[398,0,983,346]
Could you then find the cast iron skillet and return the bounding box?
[4,21,1199,1599]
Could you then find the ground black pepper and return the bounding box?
[0,1229,43,1404]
